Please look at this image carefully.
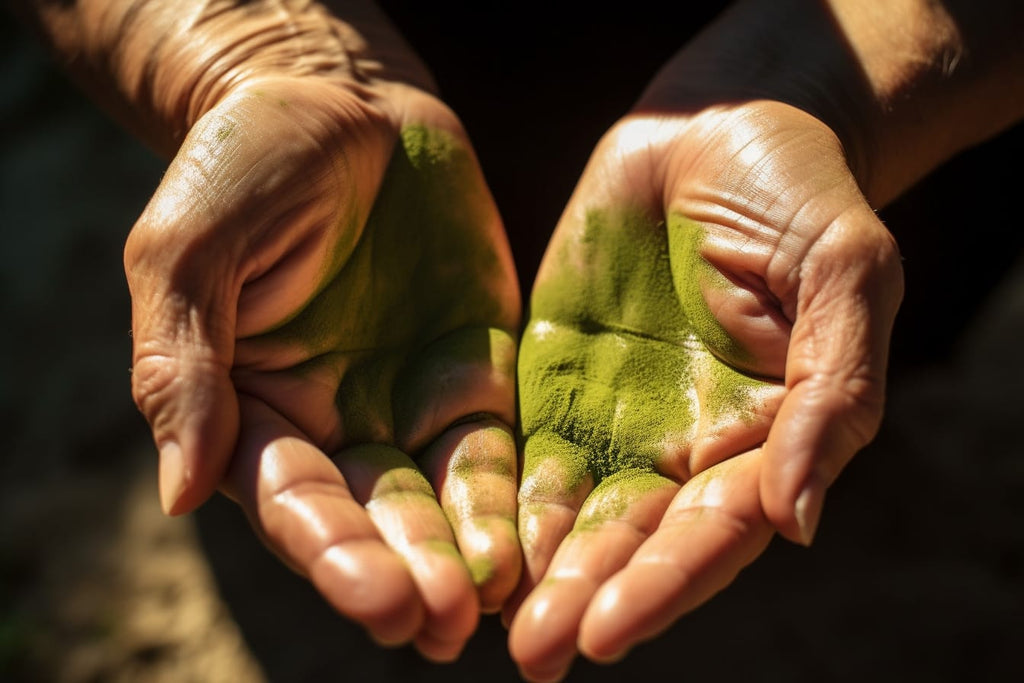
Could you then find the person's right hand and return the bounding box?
[115,5,521,661]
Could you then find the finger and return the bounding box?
[508,470,678,682]
[578,450,774,662]
[761,211,903,544]
[125,131,244,515]
[128,318,238,517]
[501,432,594,627]
[125,89,350,516]
[335,443,480,663]
[419,418,521,613]
[222,396,425,645]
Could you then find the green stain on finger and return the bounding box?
[421,539,462,560]
[520,431,592,495]
[574,469,671,532]
[215,122,235,142]
[447,420,517,480]
[467,555,495,586]
[345,443,436,499]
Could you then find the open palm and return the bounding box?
[507,102,903,680]
[125,77,521,660]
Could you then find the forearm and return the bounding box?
[639,0,1024,207]
[8,0,434,156]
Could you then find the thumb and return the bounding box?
[761,210,903,545]
[124,137,243,516]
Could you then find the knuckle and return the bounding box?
[806,368,887,450]
[129,353,184,434]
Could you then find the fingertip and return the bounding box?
[311,543,426,645]
[516,661,574,683]
[157,441,186,515]
[576,578,652,667]
[759,385,843,545]
[576,566,666,665]
[580,636,630,667]
[761,474,810,546]
[413,629,470,664]
[476,563,518,615]
[135,352,240,515]
[793,476,826,546]
[577,582,631,663]
[159,440,219,517]
[155,395,240,515]
[508,580,591,681]
[760,408,834,545]
[511,615,576,683]
[461,518,522,614]
[381,541,480,658]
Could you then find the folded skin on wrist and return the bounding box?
[13,0,437,156]
[638,0,1024,208]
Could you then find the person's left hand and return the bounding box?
[504,100,902,680]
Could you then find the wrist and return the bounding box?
[15,0,435,156]
[636,0,1024,207]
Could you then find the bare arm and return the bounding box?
[640,0,1024,207]
[8,0,436,156]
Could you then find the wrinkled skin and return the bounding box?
[124,77,521,660]
[20,0,1019,675]
[506,102,904,681]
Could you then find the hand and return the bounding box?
[505,100,903,680]
[13,0,522,655]
[124,74,522,658]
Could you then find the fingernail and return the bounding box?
[795,478,826,546]
[158,441,186,515]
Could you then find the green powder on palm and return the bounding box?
[667,212,754,369]
[243,124,514,445]
[519,207,770,512]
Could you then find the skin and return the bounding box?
[506,0,1024,679]
[12,0,522,661]
[506,106,901,681]
[138,80,523,660]
[10,0,1024,675]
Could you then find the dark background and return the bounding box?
[2,3,1023,681]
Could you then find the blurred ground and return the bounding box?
[2,5,1023,683]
